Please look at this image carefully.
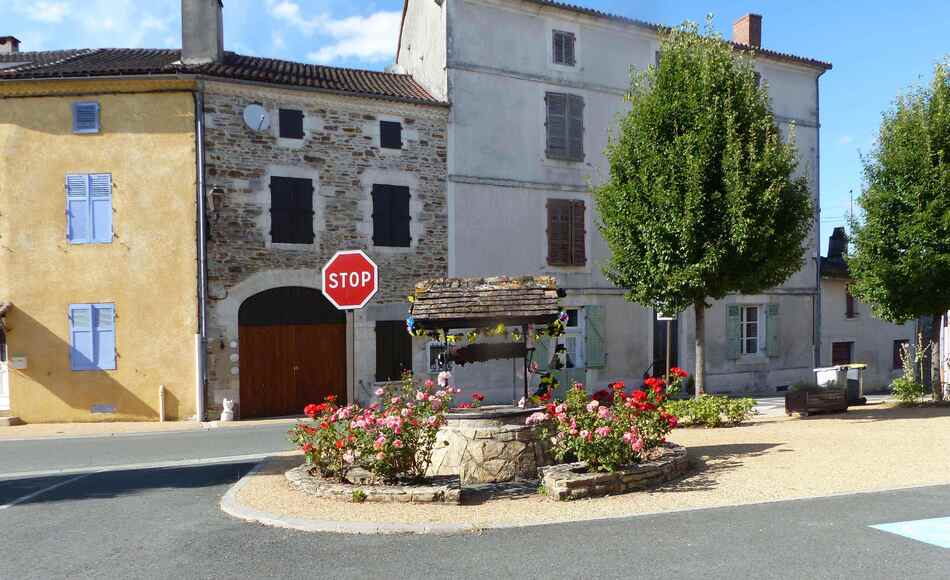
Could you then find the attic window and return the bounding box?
[72,102,100,134]
[278,108,304,139]
[380,121,403,150]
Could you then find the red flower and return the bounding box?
[302,443,314,454]
[545,403,557,416]
[325,394,337,403]
[319,421,330,430]
[538,390,552,402]
[612,381,626,391]
[455,402,474,409]
[334,439,345,449]
[472,392,485,402]
[632,390,648,403]
[304,403,320,418]
[592,389,612,404]
[670,367,688,379]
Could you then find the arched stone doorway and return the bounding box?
[238,287,345,419]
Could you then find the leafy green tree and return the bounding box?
[848,60,950,401]
[595,21,813,395]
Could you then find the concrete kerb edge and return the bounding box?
[219,457,950,536]
[218,460,476,535]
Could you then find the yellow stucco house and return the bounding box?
[0,54,201,423]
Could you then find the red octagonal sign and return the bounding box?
[321,250,379,310]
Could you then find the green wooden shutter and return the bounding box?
[585,305,606,368]
[766,304,780,357]
[726,305,741,360]
[534,336,551,372]
[567,94,585,161]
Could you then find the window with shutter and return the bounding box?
[380,121,403,149]
[376,321,412,382]
[372,184,411,247]
[832,342,854,366]
[585,305,606,369]
[547,198,585,267]
[66,173,112,244]
[72,101,100,134]
[545,92,583,161]
[553,30,575,66]
[69,303,116,371]
[269,176,314,244]
[278,109,305,139]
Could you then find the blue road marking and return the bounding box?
[871,517,950,548]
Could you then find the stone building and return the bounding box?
[0,0,448,422]
[398,0,832,397]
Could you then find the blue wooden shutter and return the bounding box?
[89,174,113,243]
[766,304,780,357]
[534,335,551,372]
[585,305,606,368]
[93,304,116,370]
[73,102,100,134]
[66,174,90,243]
[726,305,741,360]
[69,304,95,370]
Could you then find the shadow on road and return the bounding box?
[0,462,255,508]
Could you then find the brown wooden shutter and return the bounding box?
[567,94,585,161]
[571,200,586,266]
[546,199,572,266]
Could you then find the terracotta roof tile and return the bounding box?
[0,49,443,105]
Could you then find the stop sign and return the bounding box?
[321,250,379,310]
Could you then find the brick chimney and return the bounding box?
[732,14,762,48]
[181,0,223,65]
[0,36,21,55]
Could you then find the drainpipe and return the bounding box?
[813,71,825,369]
[195,87,209,422]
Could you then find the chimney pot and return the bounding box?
[0,36,21,55]
[181,0,224,65]
[828,227,848,259]
[733,14,762,48]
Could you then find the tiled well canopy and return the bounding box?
[409,276,562,331]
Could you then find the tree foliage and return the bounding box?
[594,21,813,314]
[848,60,950,323]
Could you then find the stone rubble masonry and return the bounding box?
[539,444,688,501]
[286,464,461,504]
[428,407,552,484]
[201,80,448,415]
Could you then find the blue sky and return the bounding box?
[4,1,948,254]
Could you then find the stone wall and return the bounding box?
[202,81,448,415]
[539,444,688,501]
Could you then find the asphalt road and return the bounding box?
[1,429,948,580]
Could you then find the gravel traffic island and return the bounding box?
[222,404,950,535]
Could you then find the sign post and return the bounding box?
[322,250,379,404]
[656,311,676,384]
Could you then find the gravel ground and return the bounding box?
[233,403,950,529]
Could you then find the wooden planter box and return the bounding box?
[785,388,848,416]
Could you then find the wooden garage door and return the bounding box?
[238,287,345,419]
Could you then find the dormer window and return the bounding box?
[553,30,575,67]
[72,102,100,134]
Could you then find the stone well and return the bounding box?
[428,405,550,485]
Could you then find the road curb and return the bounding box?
[219,461,476,535]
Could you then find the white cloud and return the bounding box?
[306,11,401,64]
[838,135,854,146]
[12,1,70,24]
[265,1,399,64]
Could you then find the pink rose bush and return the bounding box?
[527,374,685,473]
[289,372,458,483]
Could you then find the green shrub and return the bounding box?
[351,489,367,503]
[890,376,927,405]
[662,395,757,427]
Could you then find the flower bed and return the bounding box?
[286,464,461,504]
[539,443,688,501]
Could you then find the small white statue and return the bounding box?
[220,398,235,422]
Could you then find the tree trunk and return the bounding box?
[694,299,706,397]
[932,313,944,401]
[915,320,924,383]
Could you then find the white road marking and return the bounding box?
[0,452,295,482]
[0,473,93,510]
[871,517,950,548]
